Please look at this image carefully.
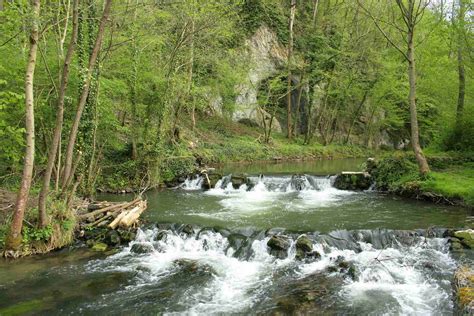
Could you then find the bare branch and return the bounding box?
[357,0,409,61]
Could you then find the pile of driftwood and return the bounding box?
[78,197,147,229]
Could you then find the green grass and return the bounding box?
[374,154,474,207]
[420,163,474,206]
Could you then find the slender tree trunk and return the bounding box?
[287,0,296,139]
[188,5,195,131]
[456,0,466,125]
[5,0,40,251]
[345,85,372,144]
[407,29,429,175]
[37,0,79,228]
[129,0,139,160]
[61,0,112,188]
[312,0,319,25]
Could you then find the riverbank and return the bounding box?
[371,152,474,208]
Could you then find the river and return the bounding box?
[0,158,471,315]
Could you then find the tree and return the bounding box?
[287,0,296,139]
[37,0,79,228]
[358,0,430,175]
[455,0,467,125]
[61,0,112,190]
[5,0,40,251]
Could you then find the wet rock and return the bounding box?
[449,237,464,251]
[327,256,357,280]
[173,259,215,277]
[227,233,252,258]
[181,224,195,236]
[454,229,474,249]
[130,243,154,254]
[290,174,306,191]
[91,242,108,252]
[296,235,313,252]
[295,235,313,261]
[267,235,290,259]
[333,172,372,191]
[202,173,223,189]
[231,174,249,189]
[155,231,169,242]
[105,230,121,246]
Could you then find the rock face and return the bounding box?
[267,235,290,259]
[454,230,474,249]
[333,172,372,191]
[233,25,286,132]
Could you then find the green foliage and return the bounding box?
[441,110,474,151]
[22,225,53,243]
[372,155,420,191]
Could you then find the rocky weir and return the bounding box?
[79,224,472,315]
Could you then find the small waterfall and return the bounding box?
[181,176,203,190]
[88,225,456,315]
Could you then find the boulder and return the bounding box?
[333,172,372,191]
[295,235,314,260]
[454,230,474,249]
[130,243,154,254]
[267,235,290,259]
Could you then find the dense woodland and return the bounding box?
[0,0,473,252]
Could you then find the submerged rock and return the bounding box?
[267,235,290,259]
[454,229,474,249]
[333,172,372,191]
[130,243,154,254]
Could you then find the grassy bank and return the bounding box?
[372,152,474,208]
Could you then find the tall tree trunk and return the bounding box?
[5,0,40,251]
[456,0,466,125]
[189,4,195,131]
[61,0,112,189]
[38,0,79,227]
[407,29,430,175]
[129,0,139,160]
[286,0,296,139]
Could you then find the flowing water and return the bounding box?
[0,159,472,315]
